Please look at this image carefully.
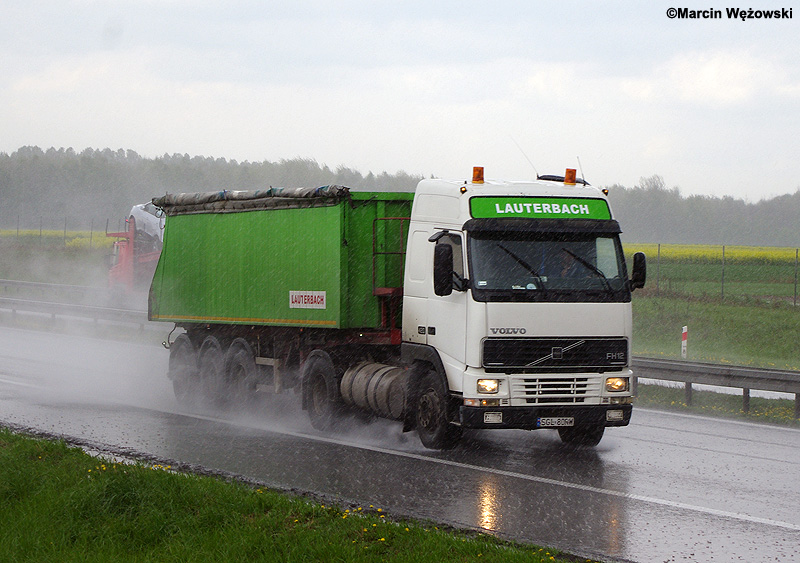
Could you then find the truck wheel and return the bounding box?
[302,351,342,431]
[558,425,605,447]
[169,334,198,406]
[199,335,227,408]
[415,371,462,450]
[224,339,259,408]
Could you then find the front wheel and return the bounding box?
[558,425,605,447]
[415,371,462,450]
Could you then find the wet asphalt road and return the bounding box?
[1,325,799,562]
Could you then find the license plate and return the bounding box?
[484,412,502,424]
[537,416,574,428]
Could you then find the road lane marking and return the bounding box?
[0,375,41,389]
[181,411,800,532]
[317,433,800,531]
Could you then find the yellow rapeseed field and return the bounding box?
[623,243,799,265]
[0,229,115,250]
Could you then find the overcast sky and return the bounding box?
[2,1,798,199]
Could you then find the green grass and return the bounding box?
[647,262,799,300]
[0,245,111,287]
[632,294,800,370]
[635,383,800,426]
[0,230,117,288]
[0,428,590,563]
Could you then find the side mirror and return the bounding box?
[630,252,646,290]
[433,243,454,296]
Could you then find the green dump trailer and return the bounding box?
[150,187,412,334]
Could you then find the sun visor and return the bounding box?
[463,218,622,234]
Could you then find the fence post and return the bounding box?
[794,249,798,307]
[63,217,67,246]
[656,243,661,294]
[89,219,94,250]
[685,382,693,406]
[742,388,750,413]
[721,245,725,300]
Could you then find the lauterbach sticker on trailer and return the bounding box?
[289,291,327,309]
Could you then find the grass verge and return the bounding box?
[636,383,800,426]
[0,428,592,563]
[0,244,110,286]
[632,295,800,370]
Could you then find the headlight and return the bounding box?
[605,377,629,393]
[477,379,499,394]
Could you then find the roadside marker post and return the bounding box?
[681,326,688,359]
[681,326,692,405]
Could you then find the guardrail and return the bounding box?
[633,358,800,418]
[2,281,799,418]
[0,297,151,329]
[0,278,103,298]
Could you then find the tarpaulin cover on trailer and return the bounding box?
[153,185,350,216]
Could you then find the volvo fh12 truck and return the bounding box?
[149,168,645,449]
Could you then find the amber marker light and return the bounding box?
[473,166,484,184]
[564,168,577,185]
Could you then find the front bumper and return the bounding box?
[459,404,632,430]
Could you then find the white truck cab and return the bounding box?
[401,168,646,448]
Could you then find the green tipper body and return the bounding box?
[149,191,412,329]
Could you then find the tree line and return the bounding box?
[1,146,799,246]
[608,175,800,247]
[0,146,422,231]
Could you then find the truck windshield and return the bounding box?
[468,231,630,303]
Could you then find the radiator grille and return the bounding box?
[510,375,602,404]
[482,337,627,372]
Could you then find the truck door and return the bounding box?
[426,232,467,373]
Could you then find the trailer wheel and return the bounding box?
[558,425,605,447]
[169,334,198,406]
[415,371,462,450]
[302,351,342,431]
[224,338,259,408]
[199,335,227,408]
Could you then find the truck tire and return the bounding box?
[302,351,342,431]
[198,335,227,408]
[224,338,259,408]
[415,371,462,450]
[169,334,199,406]
[558,425,605,447]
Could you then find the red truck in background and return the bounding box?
[107,203,164,293]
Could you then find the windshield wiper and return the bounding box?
[497,244,547,293]
[561,248,613,293]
